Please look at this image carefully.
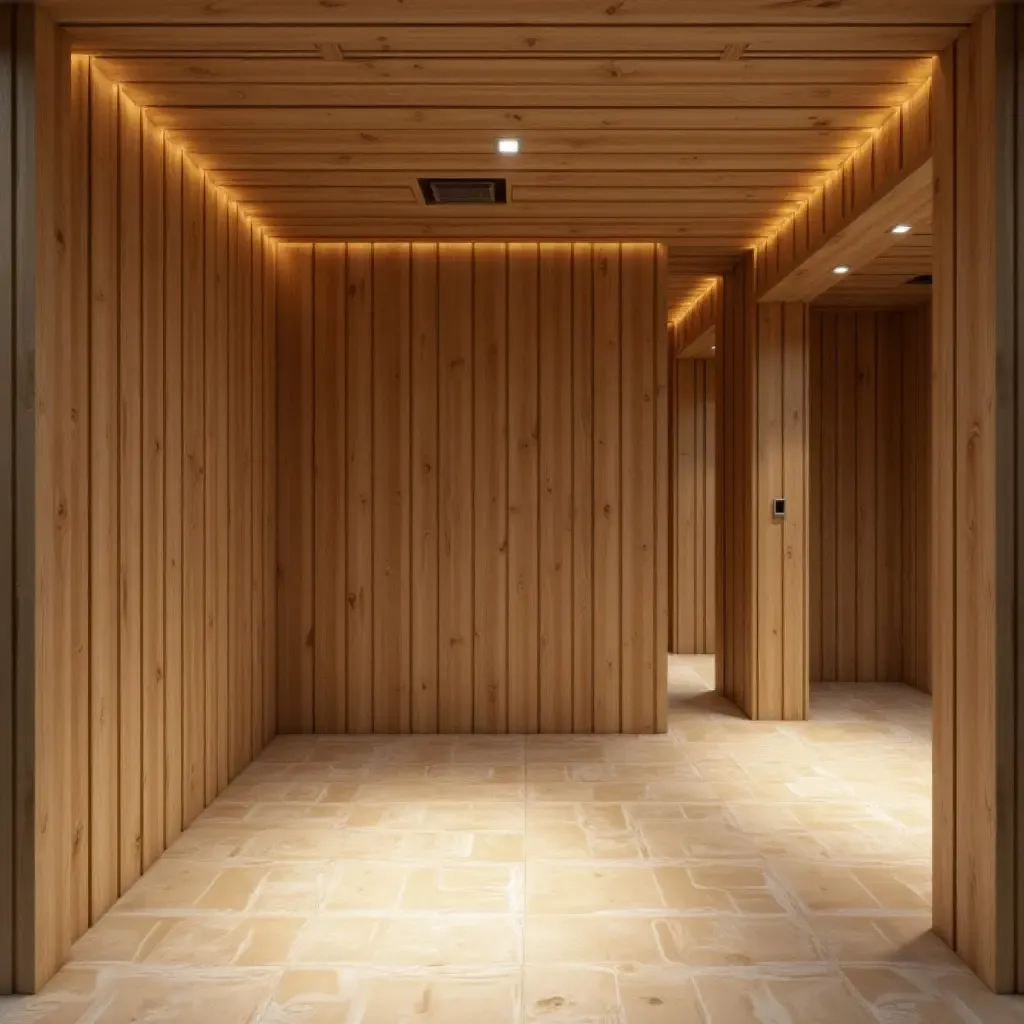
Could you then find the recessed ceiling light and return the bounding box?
[497,138,520,154]
[832,265,851,275]
[890,224,913,235]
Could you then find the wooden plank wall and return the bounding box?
[931,6,1024,993]
[669,357,715,655]
[3,45,278,993]
[0,6,20,997]
[808,305,929,689]
[276,241,669,735]
[717,253,809,721]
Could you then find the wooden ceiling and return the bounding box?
[815,207,933,309]
[49,0,983,316]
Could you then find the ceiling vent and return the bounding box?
[418,177,507,205]
[907,273,933,286]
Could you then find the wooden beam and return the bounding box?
[756,78,933,303]
[671,279,721,357]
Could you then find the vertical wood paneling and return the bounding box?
[202,184,220,801]
[118,96,143,894]
[181,158,205,827]
[669,358,716,656]
[15,58,277,993]
[277,242,667,736]
[438,244,474,734]
[68,55,90,943]
[539,244,573,734]
[592,244,622,733]
[571,244,594,734]
[140,118,165,872]
[345,243,373,734]
[215,198,229,791]
[262,243,278,746]
[275,244,314,733]
[507,243,540,734]
[473,243,508,734]
[87,65,119,921]
[835,312,858,683]
[372,243,411,734]
[163,146,183,847]
[0,12,11,989]
[313,244,346,733]
[810,307,924,686]
[854,313,878,681]
[819,313,839,681]
[410,244,439,734]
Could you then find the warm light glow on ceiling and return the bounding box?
[832,265,852,275]
[890,224,913,235]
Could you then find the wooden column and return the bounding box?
[717,253,809,721]
[931,3,1024,994]
[0,4,73,995]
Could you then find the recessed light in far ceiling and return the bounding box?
[497,138,520,154]
[890,224,913,235]
[832,265,851,275]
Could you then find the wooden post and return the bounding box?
[931,3,1024,994]
[717,252,810,721]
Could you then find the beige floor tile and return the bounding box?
[654,916,826,967]
[369,917,522,967]
[263,969,521,1024]
[401,865,521,912]
[844,967,1024,1023]
[526,915,667,966]
[693,970,878,1024]
[320,861,409,911]
[142,915,303,967]
[523,966,621,1022]
[0,966,279,1024]
[809,915,969,969]
[527,864,665,913]
[654,863,791,914]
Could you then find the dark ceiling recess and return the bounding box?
[418,177,508,205]
[907,273,933,286]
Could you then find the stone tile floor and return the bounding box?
[3,656,1023,1022]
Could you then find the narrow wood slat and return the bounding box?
[312,244,347,733]
[345,243,374,734]
[372,243,412,734]
[507,243,540,734]
[834,311,858,681]
[118,96,144,893]
[593,243,621,733]
[181,158,205,825]
[163,144,184,846]
[571,243,594,732]
[68,54,91,943]
[472,243,509,734]
[262,241,278,744]
[855,312,878,681]
[215,195,230,789]
[539,244,573,734]
[140,117,165,872]
[410,244,439,734]
[275,243,314,732]
[437,244,475,734]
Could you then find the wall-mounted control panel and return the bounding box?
[772,497,786,520]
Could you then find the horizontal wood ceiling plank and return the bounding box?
[217,184,814,205]
[204,169,826,189]
[166,128,873,156]
[144,106,909,132]
[239,204,782,227]
[119,81,917,108]
[256,223,754,239]
[93,55,934,86]
[46,0,986,25]
[68,24,963,54]
[188,153,851,172]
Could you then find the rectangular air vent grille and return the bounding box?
[418,177,507,205]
